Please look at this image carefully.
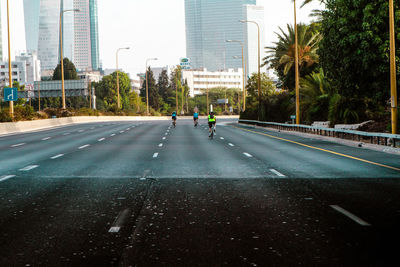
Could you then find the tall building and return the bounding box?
[0,2,3,60]
[244,5,265,76]
[184,0,256,71]
[23,0,99,72]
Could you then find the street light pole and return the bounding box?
[240,20,261,120]
[294,0,300,125]
[389,0,398,134]
[116,47,130,109]
[60,8,79,110]
[145,58,158,115]
[227,40,246,111]
[6,0,13,117]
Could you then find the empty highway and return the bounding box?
[0,118,399,266]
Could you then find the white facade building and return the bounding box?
[15,52,41,85]
[0,62,27,88]
[244,5,266,76]
[182,68,243,97]
[74,0,92,71]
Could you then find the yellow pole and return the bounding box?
[294,0,300,125]
[6,0,13,117]
[389,0,398,134]
[116,51,120,109]
[60,11,66,109]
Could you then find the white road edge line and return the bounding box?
[11,143,26,148]
[98,138,106,142]
[228,143,235,147]
[153,153,159,158]
[243,152,253,158]
[330,205,371,226]
[270,169,286,177]
[51,154,64,160]
[159,143,163,147]
[0,175,16,182]
[19,165,39,171]
[42,137,51,141]
[78,144,90,150]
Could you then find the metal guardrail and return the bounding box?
[239,119,400,148]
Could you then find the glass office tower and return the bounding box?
[89,0,100,70]
[185,0,256,71]
[23,0,41,53]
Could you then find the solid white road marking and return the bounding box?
[51,154,64,159]
[19,165,39,171]
[110,134,116,137]
[78,144,90,150]
[153,153,159,158]
[42,137,51,141]
[220,137,224,140]
[159,143,163,147]
[228,143,235,147]
[330,205,371,226]
[270,169,286,177]
[108,227,120,233]
[243,152,253,158]
[98,138,105,142]
[0,175,16,182]
[11,143,26,148]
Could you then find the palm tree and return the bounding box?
[296,0,326,8]
[265,23,322,77]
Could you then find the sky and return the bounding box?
[0,0,323,77]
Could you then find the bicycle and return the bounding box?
[194,119,198,128]
[209,124,216,139]
[172,120,176,128]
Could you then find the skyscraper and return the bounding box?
[23,0,99,71]
[184,0,256,71]
[0,1,3,60]
[244,4,265,76]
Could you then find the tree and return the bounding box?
[140,67,162,111]
[158,70,172,103]
[265,23,321,90]
[319,0,400,122]
[52,58,78,80]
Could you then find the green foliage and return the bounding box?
[0,109,12,122]
[319,0,400,122]
[52,58,79,80]
[265,23,321,90]
[140,68,162,111]
[246,73,277,106]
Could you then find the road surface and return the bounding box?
[0,119,399,266]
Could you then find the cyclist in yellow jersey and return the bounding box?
[208,111,216,137]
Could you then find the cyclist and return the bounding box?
[208,111,216,137]
[193,111,199,127]
[172,111,177,127]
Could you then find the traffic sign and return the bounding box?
[180,58,191,70]
[4,87,18,102]
[290,115,296,120]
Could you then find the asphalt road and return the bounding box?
[0,119,399,266]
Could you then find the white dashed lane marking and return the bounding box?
[11,143,26,148]
[120,131,125,133]
[228,143,235,147]
[63,133,70,136]
[220,137,224,140]
[159,143,163,147]
[51,154,64,160]
[270,169,286,177]
[19,165,39,171]
[78,130,85,133]
[243,152,253,158]
[78,144,90,150]
[153,153,159,158]
[0,175,16,182]
[42,137,51,141]
[330,205,371,226]
[98,138,105,142]
[110,134,116,137]
[162,137,166,140]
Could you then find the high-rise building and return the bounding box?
[0,1,3,60]
[23,0,99,72]
[244,4,265,76]
[184,0,256,71]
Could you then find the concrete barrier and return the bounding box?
[0,115,239,136]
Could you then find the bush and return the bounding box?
[14,106,36,121]
[0,109,12,122]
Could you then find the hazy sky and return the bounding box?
[0,0,323,76]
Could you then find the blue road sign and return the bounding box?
[4,87,18,102]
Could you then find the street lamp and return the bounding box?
[226,40,247,111]
[293,0,300,125]
[389,0,398,134]
[60,8,80,110]
[240,20,261,120]
[6,0,13,117]
[145,58,158,115]
[116,47,130,109]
